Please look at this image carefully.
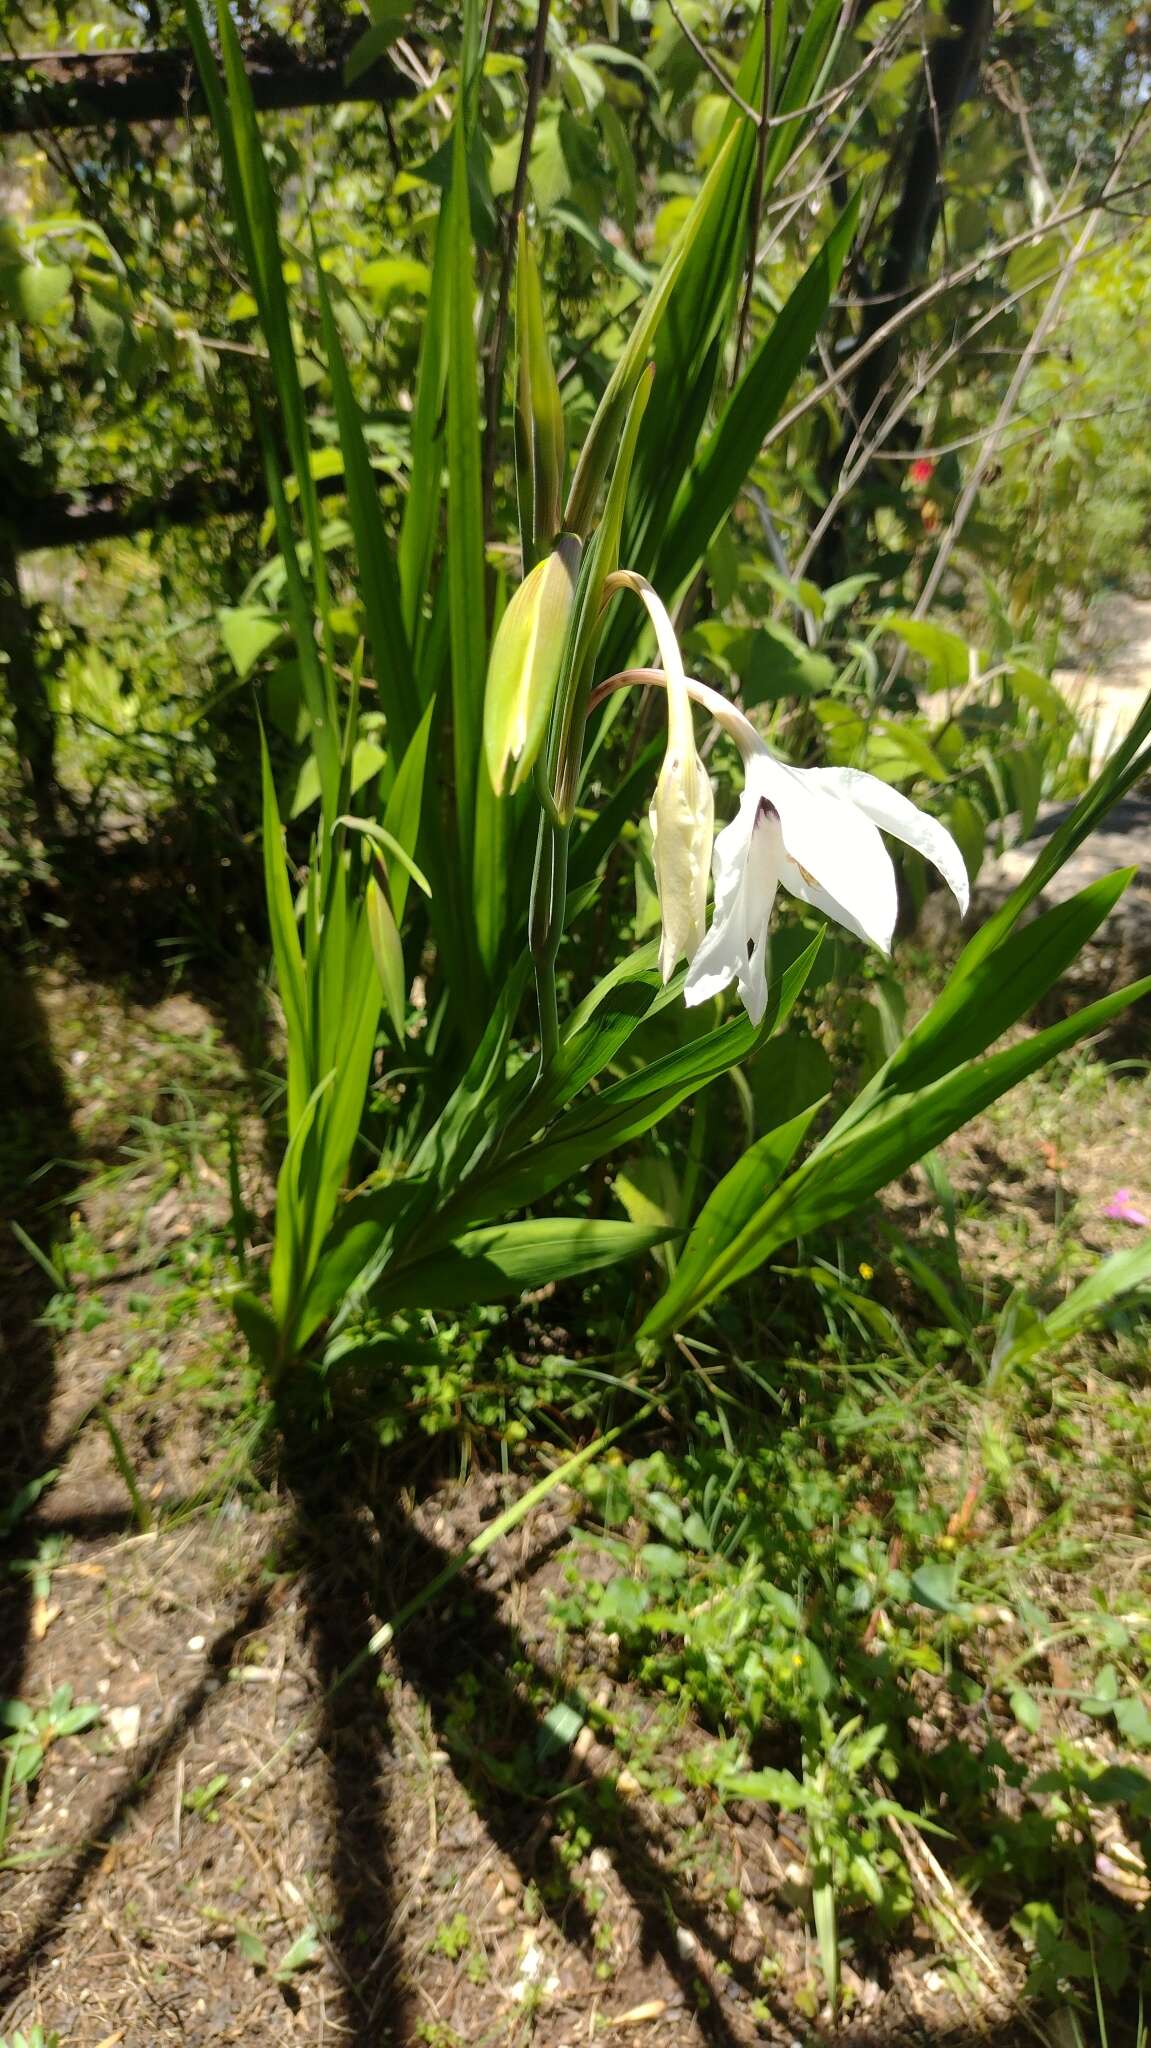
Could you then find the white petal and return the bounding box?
[803,765,970,915]
[755,756,899,954]
[684,781,782,1019]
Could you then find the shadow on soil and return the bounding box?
[0,959,79,1704]
[1,816,1134,2045]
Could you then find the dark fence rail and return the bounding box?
[0,43,410,135]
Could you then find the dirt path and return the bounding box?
[1055,591,1151,759]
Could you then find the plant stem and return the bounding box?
[481,0,552,530]
[535,951,561,1070]
[529,814,569,1076]
[98,1407,153,1534]
[732,0,774,381]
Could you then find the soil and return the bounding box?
[3,724,1149,2046]
[0,966,1083,2048]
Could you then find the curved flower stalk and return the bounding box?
[593,666,971,1025]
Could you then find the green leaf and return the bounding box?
[639,885,1151,1342]
[515,218,566,567]
[290,737,387,820]
[258,729,308,1128]
[454,934,821,1229]
[880,616,971,690]
[373,1218,672,1314]
[359,255,431,303]
[997,1239,1151,1371]
[723,1766,806,1810]
[343,6,412,86]
[654,1098,824,1332]
[1010,1688,1042,1736]
[565,110,752,537]
[1,260,71,323]
[909,1560,963,1614]
[445,115,486,871]
[276,1926,323,1979]
[315,248,419,751]
[382,697,436,918]
[218,606,281,679]
[1114,1696,1151,1747]
[336,816,431,898]
[658,194,860,595]
[366,878,408,1044]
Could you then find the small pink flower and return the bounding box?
[910,457,936,487]
[1103,1188,1150,1226]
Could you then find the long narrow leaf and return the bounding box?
[640,966,1151,1341]
[373,1218,672,1315]
[657,194,861,596]
[314,251,419,752]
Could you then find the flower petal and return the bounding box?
[802,766,971,915]
[684,784,782,1020]
[754,755,899,954]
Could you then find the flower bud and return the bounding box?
[650,733,714,982]
[484,534,581,797]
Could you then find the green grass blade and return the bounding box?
[383,697,436,920]
[262,445,341,827]
[444,114,487,887]
[314,249,419,753]
[397,222,449,644]
[258,727,309,1128]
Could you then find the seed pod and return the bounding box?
[484,534,581,797]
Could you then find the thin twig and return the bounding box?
[910,113,1149,625]
[792,245,1094,581]
[666,0,760,124]
[757,178,1151,461]
[482,0,552,530]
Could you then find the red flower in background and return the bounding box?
[910,457,936,487]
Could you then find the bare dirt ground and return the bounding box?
[3,948,1148,2048]
[1056,591,1151,760]
[3,612,1149,2048]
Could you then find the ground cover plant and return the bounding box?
[2,1,1151,2042]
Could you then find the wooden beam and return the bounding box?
[0,43,410,137]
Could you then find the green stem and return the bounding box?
[528,813,570,1078]
[98,1407,153,1534]
[535,951,560,1071]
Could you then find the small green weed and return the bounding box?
[0,1686,101,1862]
[431,1911,472,1961]
[182,1771,229,1823]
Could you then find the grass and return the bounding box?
[0,931,1147,2041]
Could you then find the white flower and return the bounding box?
[681,694,970,1024]
[607,573,713,982]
